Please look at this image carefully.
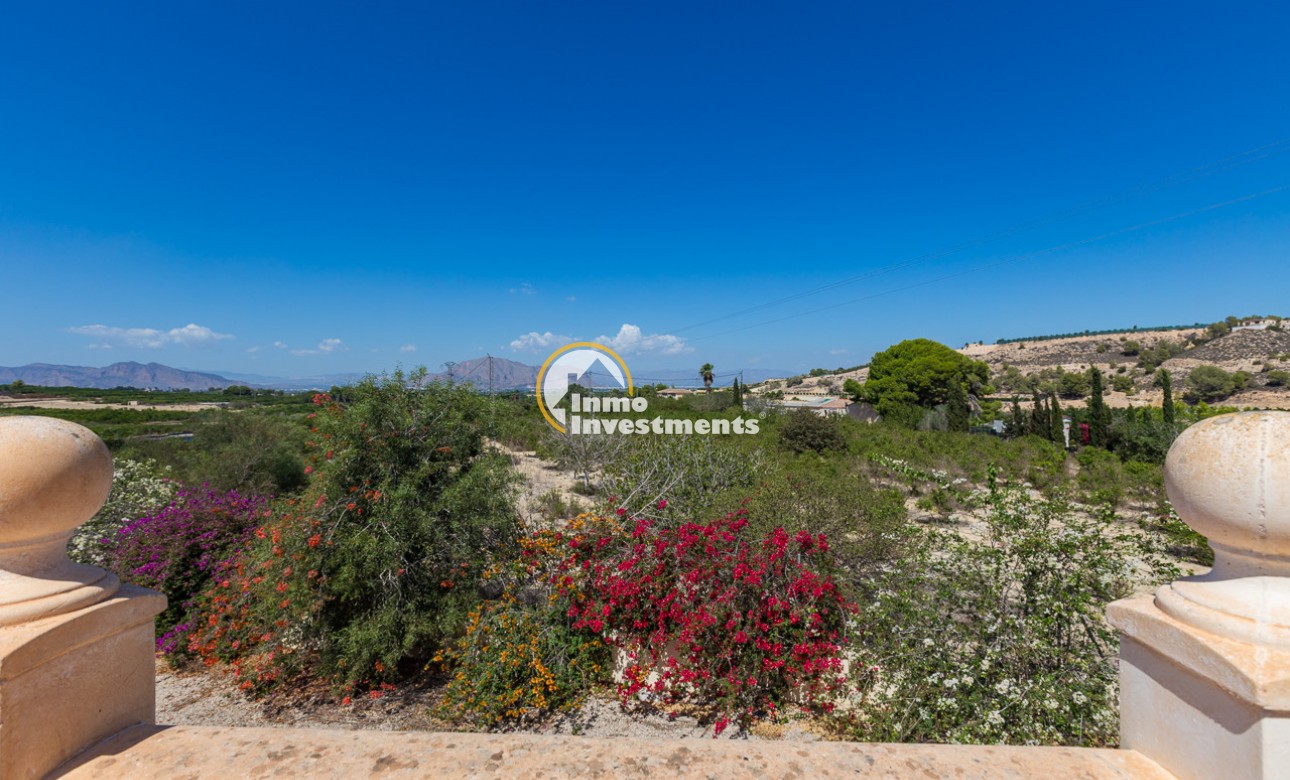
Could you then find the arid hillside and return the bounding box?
[752,318,1290,410]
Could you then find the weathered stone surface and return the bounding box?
[0,587,164,780]
[53,726,1173,779]
[1164,411,1290,578]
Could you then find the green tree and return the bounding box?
[1057,370,1092,399]
[1088,368,1111,448]
[731,378,743,408]
[1031,395,1050,441]
[946,378,970,433]
[1158,369,1175,425]
[842,378,864,402]
[779,409,848,454]
[700,363,715,394]
[1185,365,1236,403]
[1007,396,1027,438]
[1049,392,1064,444]
[861,339,991,427]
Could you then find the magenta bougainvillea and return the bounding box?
[104,486,270,652]
[543,507,857,734]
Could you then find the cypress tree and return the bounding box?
[946,378,970,432]
[1031,394,1050,441]
[1088,368,1111,447]
[1049,392,1064,444]
[1159,369,1175,425]
[1008,396,1025,437]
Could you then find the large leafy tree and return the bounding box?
[858,339,991,427]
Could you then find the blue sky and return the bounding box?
[3,2,1288,378]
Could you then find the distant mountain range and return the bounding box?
[0,358,789,392]
[0,362,234,391]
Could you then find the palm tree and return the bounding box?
[700,363,715,393]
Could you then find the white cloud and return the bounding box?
[292,338,348,356]
[273,341,287,349]
[399,344,417,353]
[829,348,848,356]
[68,323,233,349]
[565,295,577,303]
[509,331,572,352]
[595,324,692,355]
[246,346,262,353]
[509,282,536,296]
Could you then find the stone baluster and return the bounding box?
[0,416,166,780]
[1110,411,1290,780]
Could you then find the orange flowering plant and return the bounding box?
[184,369,520,695]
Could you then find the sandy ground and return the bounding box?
[490,441,592,524]
[154,661,819,741]
[0,396,223,412]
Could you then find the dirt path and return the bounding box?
[489,441,590,524]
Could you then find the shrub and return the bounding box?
[104,486,269,649]
[69,457,178,566]
[779,409,847,454]
[185,371,520,694]
[1266,370,1290,387]
[181,410,309,495]
[600,434,762,516]
[1185,365,1236,403]
[1057,371,1091,399]
[433,516,614,727]
[848,475,1177,746]
[1076,446,1125,506]
[433,597,610,728]
[733,464,909,582]
[555,509,857,735]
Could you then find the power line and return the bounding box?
[685,184,1289,342]
[670,135,1290,335]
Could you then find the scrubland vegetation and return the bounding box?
[9,345,1228,747]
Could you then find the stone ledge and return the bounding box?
[1109,595,1290,710]
[0,585,165,682]
[52,725,1174,779]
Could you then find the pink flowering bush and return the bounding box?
[549,506,857,735]
[103,486,270,652]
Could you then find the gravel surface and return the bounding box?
[155,663,819,741]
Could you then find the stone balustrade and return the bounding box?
[0,417,166,779]
[1110,411,1290,780]
[2,412,1289,778]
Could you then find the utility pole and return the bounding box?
[487,354,494,396]
[443,361,456,387]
